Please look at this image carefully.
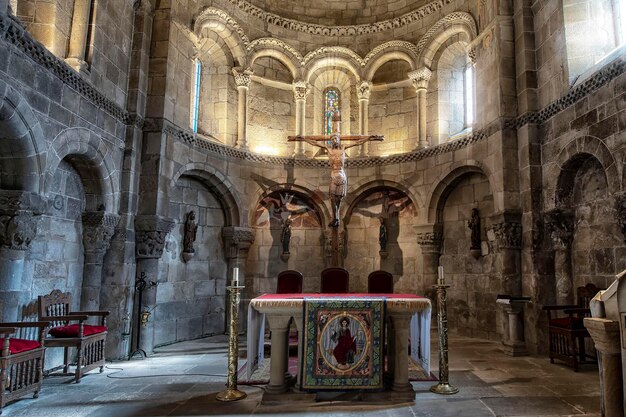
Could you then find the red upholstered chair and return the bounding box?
[543,283,601,371]
[368,270,394,294]
[38,290,109,383]
[321,267,349,293]
[0,321,49,413]
[277,270,303,294]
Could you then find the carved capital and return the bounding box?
[292,80,309,101]
[416,232,442,253]
[0,190,46,215]
[408,67,432,91]
[616,192,626,243]
[544,208,574,251]
[222,226,255,259]
[0,211,38,250]
[134,215,175,259]
[357,81,372,100]
[82,212,120,254]
[232,67,253,88]
[491,222,522,251]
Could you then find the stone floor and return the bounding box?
[2,333,601,417]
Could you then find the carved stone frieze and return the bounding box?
[248,38,304,63]
[491,222,522,251]
[408,67,432,91]
[232,67,253,88]
[416,231,442,253]
[194,7,251,47]
[415,11,478,54]
[616,192,626,243]
[0,211,38,250]
[292,80,310,101]
[134,215,175,259]
[363,41,419,63]
[302,46,365,67]
[357,81,372,101]
[544,209,574,251]
[82,212,121,254]
[222,226,255,259]
[0,190,46,215]
[222,0,454,37]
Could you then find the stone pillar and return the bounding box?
[496,298,530,356]
[357,81,372,157]
[390,313,413,392]
[80,212,120,311]
[133,215,174,354]
[545,209,575,305]
[0,191,45,321]
[584,318,623,417]
[65,0,93,72]
[416,225,442,300]
[222,226,255,327]
[408,68,432,149]
[232,68,253,150]
[292,80,309,158]
[265,315,291,394]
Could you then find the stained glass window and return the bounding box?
[323,89,340,135]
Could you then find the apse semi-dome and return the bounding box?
[242,0,434,26]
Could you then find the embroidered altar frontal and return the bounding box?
[301,298,385,391]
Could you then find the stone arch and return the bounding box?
[554,136,620,206]
[309,68,354,138]
[247,38,303,78]
[0,79,46,193]
[249,182,330,227]
[426,161,493,224]
[363,44,417,81]
[169,162,242,226]
[344,179,421,222]
[304,53,363,83]
[196,32,235,67]
[45,128,119,212]
[417,12,477,68]
[193,7,248,66]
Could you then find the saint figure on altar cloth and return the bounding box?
[331,316,357,368]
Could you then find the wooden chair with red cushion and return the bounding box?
[321,267,349,293]
[38,290,109,383]
[368,270,394,294]
[0,321,49,413]
[276,270,303,294]
[542,283,601,371]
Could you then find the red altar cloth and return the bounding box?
[255,293,425,300]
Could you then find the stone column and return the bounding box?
[416,225,442,300]
[80,212,120,311]
[65,0,93,72]
[390,313,413,392]
[0,191,45,321]
[133,215,174,354]
[232,68,253,150]
[222,226,255,327]
[584,318,623,417]
[408,68,432,149]
[264,315,291,394]
[545,209,575,305]
[357,81,372,157]
[292,80,309,158]
[496,298,530,356]
[490,213,523,296]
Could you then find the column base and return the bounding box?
[65,57,89,73]
[264,383,288,394]
[391,382,413,392]
[502,340,528,356]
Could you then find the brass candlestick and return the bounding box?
[430,282,459,395]
[216,284,247,402]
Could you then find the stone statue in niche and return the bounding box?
[182,211,198,262]
[281,217,292,255]
[468,208,482,258]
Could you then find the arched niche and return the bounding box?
[343,187,417,293]
[250,189,324,294]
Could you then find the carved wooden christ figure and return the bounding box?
[288,112,383,227]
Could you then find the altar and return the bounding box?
[246,293,431,398]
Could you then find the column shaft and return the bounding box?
[66,0,93,71]
[391,314,413,392]
[418,88,428,148]
[236,86,248,149]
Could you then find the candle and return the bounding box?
[438,266,445,285]
[233,267,239,286]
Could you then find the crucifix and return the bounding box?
[288,112,383,266]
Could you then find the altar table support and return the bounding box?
[246,294,431,394]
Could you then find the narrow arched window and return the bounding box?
[191,58,201,133]
[464,64,474,128]
[323,88,340,135]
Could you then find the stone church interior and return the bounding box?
[0,0,625,416]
